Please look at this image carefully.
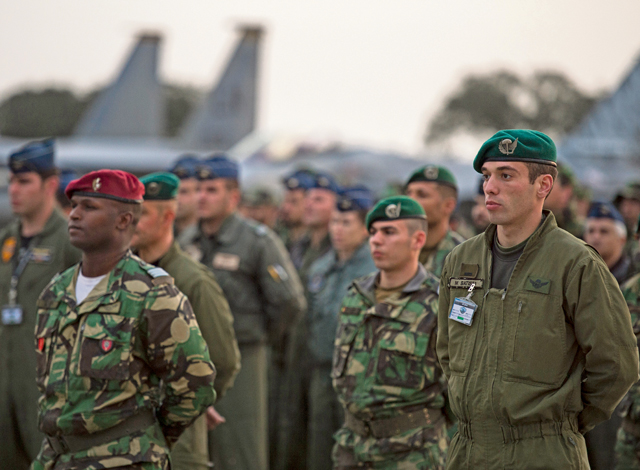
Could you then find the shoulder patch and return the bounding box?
[147,267,170,278]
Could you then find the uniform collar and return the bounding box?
[17,208,66,240]
[207,212,243,245]
[483,209,558,251]
[69,250,133,307]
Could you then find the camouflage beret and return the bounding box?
[405,165,457,190]
[140,172,180,200]
[473,129,557,173]
[9,139,56,174]
[365,195,426,230]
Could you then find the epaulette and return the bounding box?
[254,224,268,236]
[144,265,174,286]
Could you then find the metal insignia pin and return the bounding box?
[498,138,518,155]
[92,178,102,191]
[385,203,402,218]
[147,182,160,196]
[424,166,439,179]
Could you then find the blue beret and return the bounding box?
[337,185,375,212]
[310,171,340,193]
[58,169,79,196]
[196,154,239,181]
[587,201,625,224]
[9,139,56,174]
[169,154,200,179]
[282,169,316,191]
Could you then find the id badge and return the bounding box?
[1,305,23,325]
[449,298,477,326]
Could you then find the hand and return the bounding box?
[206,406,226,430]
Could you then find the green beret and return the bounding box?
[473,129,557,173]
[365,196,426,230]
[405,165,457,190]
[140,172,180,200]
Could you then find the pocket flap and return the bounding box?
[336,323,359,345]
[82,314,132,343]
[380,331,428,357]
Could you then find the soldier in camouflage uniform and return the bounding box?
[132,172,241,470]
[332,196,447,470]
[0,140,81,470]
[31,170,216,470]
[404,165,465,279]
[616,253,640,469]
[183,156,305,470]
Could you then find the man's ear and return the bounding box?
[115,211,134,231]
[44,175,60,196]
[443,196,457,217]
[413,229,427,251]
[538,174,554,200]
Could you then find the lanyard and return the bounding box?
[9,239,37,306]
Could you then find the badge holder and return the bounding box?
[449,283,477,326]
[2,277,23,325]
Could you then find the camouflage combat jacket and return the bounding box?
[32,251,216,469]
[620,273,640,428]
[331,265,445,457]
[419,229,466,279]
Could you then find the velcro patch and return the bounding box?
[525,276,551,294]
[448,278,484,289]
[170,318,190,343]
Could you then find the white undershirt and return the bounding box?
[75,271,107,304]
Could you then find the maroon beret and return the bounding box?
[65,169,145,204]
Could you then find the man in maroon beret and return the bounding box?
[31,169,216,470]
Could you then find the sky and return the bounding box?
[1,0,639,155]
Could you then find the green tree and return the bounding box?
[425,70,603,144]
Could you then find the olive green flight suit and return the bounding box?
[437,211,639,469]
[184,213,306,470]
[156,241,241,470]
[0,210,80,470]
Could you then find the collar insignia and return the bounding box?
[498,138,518,155]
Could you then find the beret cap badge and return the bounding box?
[385,203,402,219]
[92,178,102,191]
[498,138,518,155]
[423,166,439,179]
[147,182,160,196]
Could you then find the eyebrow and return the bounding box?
[482,165,520,173]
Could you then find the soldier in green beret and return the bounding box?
[331,195,448,469]
[404,165,466,278]
[132,172,241,470]
[437,129,638,469]
[0,140,81,470]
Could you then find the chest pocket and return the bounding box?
[376,331,429,390]
[34,311,59,389]
[503,291,566,386]
[77,309,134,381]
[331,321,359,379]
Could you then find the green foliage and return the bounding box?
[0,88,91,138]
[0,84,200,138]
[425,70,604,144]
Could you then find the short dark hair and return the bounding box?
[405,218,428,236]
[525,162,558,185]
[436,183,458,201]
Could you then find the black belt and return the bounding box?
[344,407,443,439]
[46,410,157,455]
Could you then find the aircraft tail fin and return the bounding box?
[180,26,262,151]
[74,33,163,138]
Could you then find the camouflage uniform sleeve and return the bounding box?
[140,283,217,444]
[188,275,241,398]
[256,229,307,346]
[567,256,640,433]
[436,256,452,379]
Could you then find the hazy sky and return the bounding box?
[1,0,639,154]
